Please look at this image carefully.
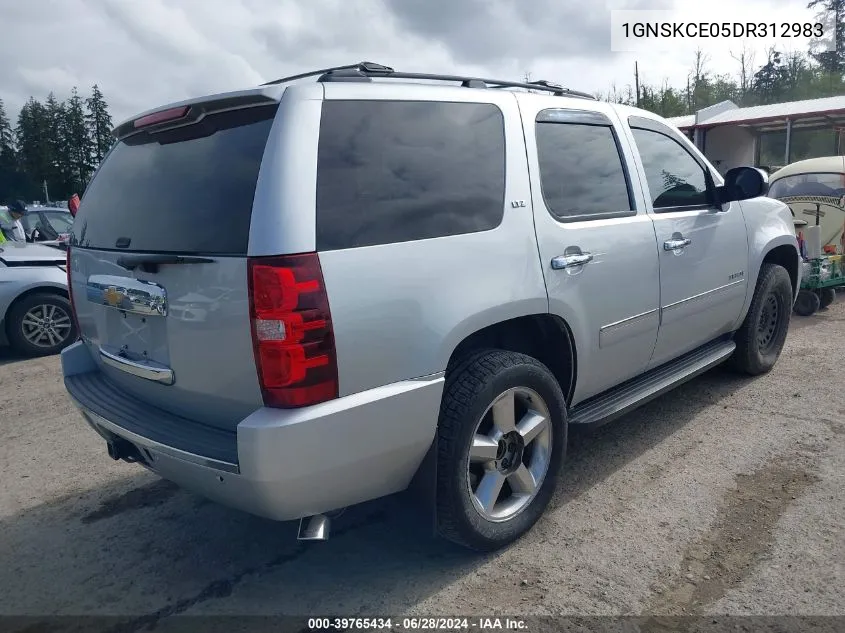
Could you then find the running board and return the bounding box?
[569,339,736,429]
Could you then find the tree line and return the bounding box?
[0,85,112,204]
[599,45,845,119]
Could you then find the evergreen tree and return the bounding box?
[3,87,114,201]
[15,97,51,200]
[44,93,70,199]
[808,0,845,75]
[64,87,93,192]
[0,98,22,201]
[86,84,113,164]
[0,99,15,170]
[752,48,788,104]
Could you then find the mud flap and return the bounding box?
[407,438,438,536]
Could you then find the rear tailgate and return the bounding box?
[69,102,279,431]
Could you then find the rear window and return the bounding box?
[43,212,73,232]
[71,104,278,254]
[768,172,845,199]
[316,100,506,250]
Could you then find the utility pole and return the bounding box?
[635,61,641,107]
[686,76,691,112]
[43,180,49,204]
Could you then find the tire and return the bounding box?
[435,350,567,551]
[793,289,820,317]
[730,264,793,375]
[817,288,836,310]
[6,292,77,357]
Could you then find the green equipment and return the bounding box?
[794,254,843,316]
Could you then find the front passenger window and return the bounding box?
[631,127,710,210]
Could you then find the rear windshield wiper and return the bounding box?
[116,254,215,273]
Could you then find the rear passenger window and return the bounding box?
[316,101,505,250]
[535,116,633,222]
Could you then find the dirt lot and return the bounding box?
[0,300,843,626]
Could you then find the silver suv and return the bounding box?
[61,63,801,551]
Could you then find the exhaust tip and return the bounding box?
[297,514,331,541]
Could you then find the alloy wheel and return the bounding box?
[21,303,73,348]
[466,387,553,522]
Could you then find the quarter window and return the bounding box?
[316,100,506,250]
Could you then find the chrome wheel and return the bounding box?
[21,303,73,348]
[466,387,553,522]
[756,293,779,351]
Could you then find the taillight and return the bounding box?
[66,247,81,339]
[248,253,338,408]
[133,106,190,129]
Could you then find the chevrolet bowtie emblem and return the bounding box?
[102,286,126,308]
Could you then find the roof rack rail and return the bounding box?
[490,80,597,100]
[262,61,597,100]
[261,61,394,86]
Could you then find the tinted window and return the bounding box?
[19,214,36,231]
[768,172,845,199]
[43,212,73,232]
[535,122,632,220]
[71,105,278,254]
[316,101,505,250]
[631,128,709,209]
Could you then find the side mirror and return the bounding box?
[718,166,769,203]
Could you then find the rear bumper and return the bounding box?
[61,341,444,521]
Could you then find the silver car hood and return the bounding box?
[0,242,66,266]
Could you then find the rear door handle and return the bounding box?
[551,252,593,269]
[99,347,175,385]
[663,238,692,251]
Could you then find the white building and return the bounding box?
[666,95,845,175]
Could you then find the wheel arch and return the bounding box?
[736,236,801,328]
[762,244,800,300]
[446,313,577,407]
[407,313,578,530]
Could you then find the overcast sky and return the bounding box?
[0,0,827,124]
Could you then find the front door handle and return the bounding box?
[663,237,692,251]
[551,252,593,270]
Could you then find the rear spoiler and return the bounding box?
[112,85,286,141]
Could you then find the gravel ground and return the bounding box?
[0,299,843,626]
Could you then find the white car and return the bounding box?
[0,242,76,357]
[768,156,845,253]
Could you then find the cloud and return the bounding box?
[0,0,828,128]
[383,0,672,66]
